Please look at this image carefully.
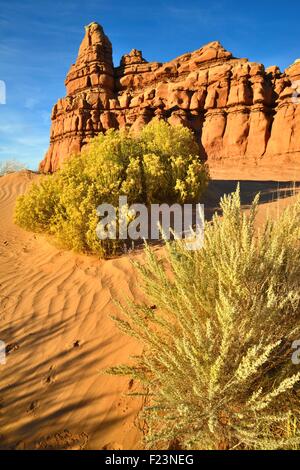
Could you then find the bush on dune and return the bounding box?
[109,188,300,450]
[15,120,209,257]
[0,160,27,176]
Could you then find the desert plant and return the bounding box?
[109,187,300,449]
[0,160,26,176]
[15,121,209,257]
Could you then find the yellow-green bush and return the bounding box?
[110,188,300,449]
[15,120,209,257]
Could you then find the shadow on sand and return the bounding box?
[203,180,300,219]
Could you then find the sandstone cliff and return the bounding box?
[40,22,300,172]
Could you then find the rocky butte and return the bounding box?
[40,22,300,172]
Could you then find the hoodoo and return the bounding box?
[40,22,300,172]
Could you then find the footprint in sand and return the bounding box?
[26,400,39,414]
[6,342,20,355]
[35,430,88,450]
[73,340,81,348]
[128,378,134,390]
[117,398,130,414]
[42,365,57,386]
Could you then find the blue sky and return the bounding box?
[0,0,299,170]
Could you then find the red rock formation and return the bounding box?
[40,22,300,172]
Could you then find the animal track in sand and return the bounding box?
[26,400,40,414]
[6,342,20,355]
[42,365,57,386]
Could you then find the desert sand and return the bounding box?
[0,169,299,449]
[0,171,146,450]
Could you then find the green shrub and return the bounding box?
[15,120,209,257]
[109,188,300,449]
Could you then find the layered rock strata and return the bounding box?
[40,22,300,172]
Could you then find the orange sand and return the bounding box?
[0,169,299,449]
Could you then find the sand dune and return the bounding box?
[209,159,300,182]
[0,170,299,449]
[0,171,146,450]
